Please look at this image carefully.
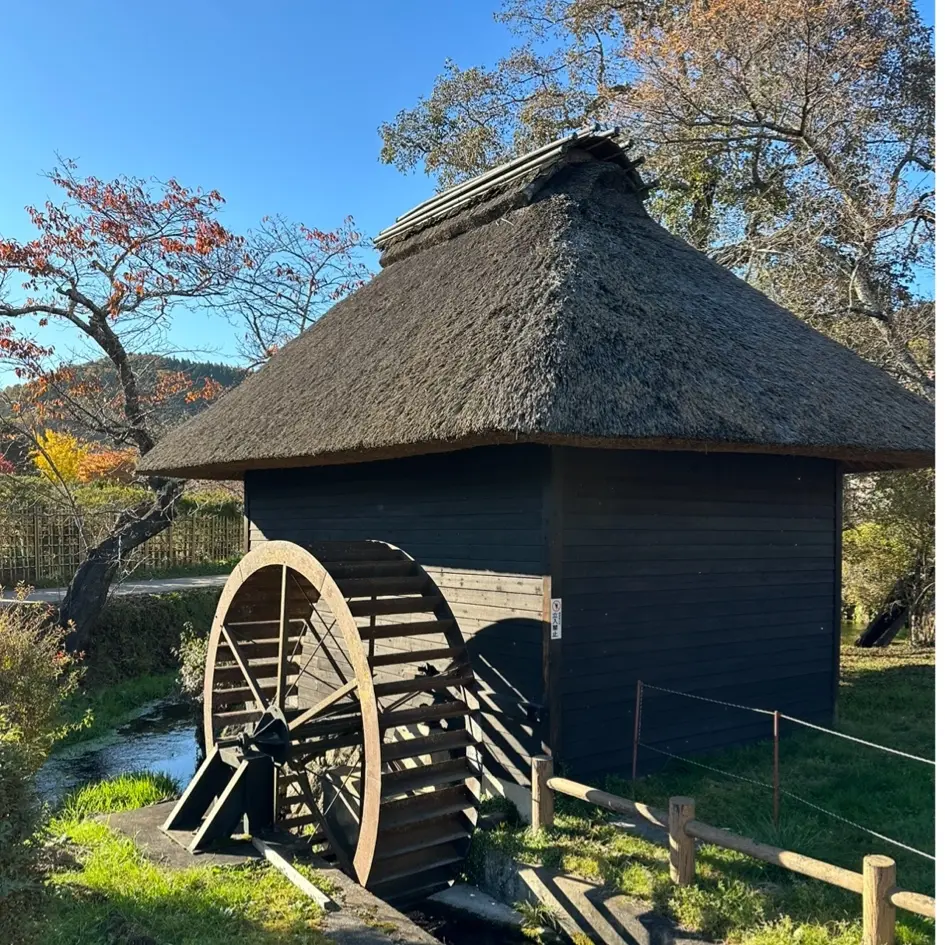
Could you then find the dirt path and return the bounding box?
[0,573,228,603]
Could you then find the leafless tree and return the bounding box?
[228,214,369,367]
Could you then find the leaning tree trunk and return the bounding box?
[61,478,184,652]
[854,586,909,647]
[855,545,935,648]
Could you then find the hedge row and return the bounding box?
[0,475,242,516]
[84,589,218,687]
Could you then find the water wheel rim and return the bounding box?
[202,540,382,883]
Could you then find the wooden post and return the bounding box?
[772,710,780,830]
[531,755,554,831]
[32,508,42,584]
[632,679,643,782]
[669,796,696,886]
[862,855,896,945]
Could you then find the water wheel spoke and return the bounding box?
[281,612,354,710]
[280,573,341,707]
[288,679,360,732]
[219,624,270,712]
[286,571,317,662]
[288,760,356,876]
[305,602,354,687]
[275,565,290,709]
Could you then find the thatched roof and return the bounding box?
[141,135,933,480]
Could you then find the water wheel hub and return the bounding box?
[217,705,292,766]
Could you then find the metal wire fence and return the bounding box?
[631,679,935,863]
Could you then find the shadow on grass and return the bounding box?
[516,864,712,945]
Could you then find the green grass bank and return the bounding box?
[45,588,217,753]
[470,646,935,945]
[34,773,332,945]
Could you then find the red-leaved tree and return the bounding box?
[1,163,369,651]
[0,162,243,649]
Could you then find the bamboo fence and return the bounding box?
[0,505,242,586]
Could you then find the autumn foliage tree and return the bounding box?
[381,0,933,397]
[381,0,935,637]
[0,163,242,649]
[0,162,369,651]
[30,429,89,483]
[77,447,137,484]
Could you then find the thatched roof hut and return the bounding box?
[141,131,932,481]
[141,130,933,796]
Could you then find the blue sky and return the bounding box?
[0,2,519,373]
[0,0,935,377]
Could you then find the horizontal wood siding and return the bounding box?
[246,446,546,785]
[556,448,838,779]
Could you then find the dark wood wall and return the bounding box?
[245,446,547,788]
[246,443,842,790]
[553,447,840,779]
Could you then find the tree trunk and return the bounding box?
[61,478,184,652]
[855,546,935,648]
[855,597,908,647]
[61,554,120,653]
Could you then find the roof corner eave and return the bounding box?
[137,433,934,481]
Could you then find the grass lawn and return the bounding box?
[34,773,332,944]
[55,672,180,750]
[472,645,935,944]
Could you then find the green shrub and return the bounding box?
[85,589,217,687]
[0,597,80,933]
[176,620,210,704]
[843,470,935,641]
[843,522,912,620]
[0,597,81,766]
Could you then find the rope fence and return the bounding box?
[777,714,935,766]
[778,789,935,862]
[631,679,935,863]
[635,681,775,716]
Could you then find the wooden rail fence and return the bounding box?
[0,508,243,586]
[530,756,934,945]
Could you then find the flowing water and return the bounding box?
[37,698,201,805]
[407,908,527,945]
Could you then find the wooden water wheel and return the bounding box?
[162,540,482,905]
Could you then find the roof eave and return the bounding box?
[139,433,934,480]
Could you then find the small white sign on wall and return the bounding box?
[550,598,563,640]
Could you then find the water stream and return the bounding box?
[37,698,201,805]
